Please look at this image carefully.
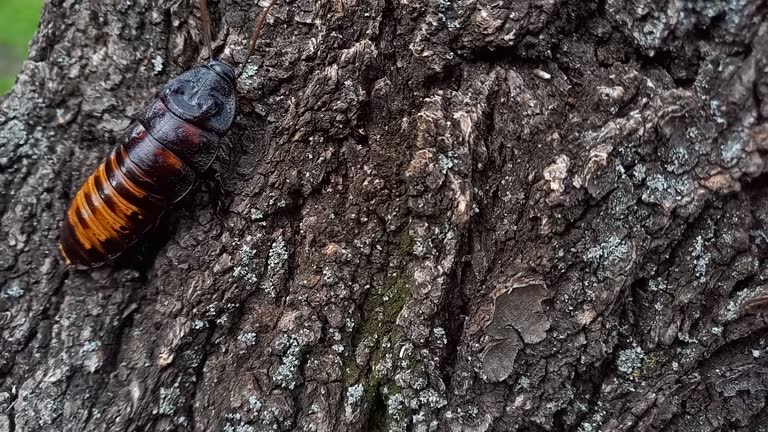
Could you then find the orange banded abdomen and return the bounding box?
[60,116,205,268]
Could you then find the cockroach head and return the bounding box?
[206,60,236,86]
[160,61,237,135]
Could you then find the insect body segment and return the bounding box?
[60,60,237,268]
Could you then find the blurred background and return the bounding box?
[0,0,44,94]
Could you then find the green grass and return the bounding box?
[0,0,44,94]
[0,77,14,92]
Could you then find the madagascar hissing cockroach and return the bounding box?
[59,0,277,269]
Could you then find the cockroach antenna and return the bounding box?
[200,0,214,60]
[236,0,279,78]
[746,294,768,313]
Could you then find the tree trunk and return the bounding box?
[1,0,768,431]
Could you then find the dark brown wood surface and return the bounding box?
[1,0,767,431]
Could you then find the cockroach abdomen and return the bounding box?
[122,124,197,201]
[136,99,220,174]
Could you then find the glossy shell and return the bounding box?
[59,60,237,269]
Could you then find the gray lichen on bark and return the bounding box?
[1,0,768,431]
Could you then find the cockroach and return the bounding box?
[59,0,277,269]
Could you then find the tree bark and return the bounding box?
[1,0,768,431]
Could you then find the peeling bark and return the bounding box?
[1,0,768,431]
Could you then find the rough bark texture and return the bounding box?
[1,0,768,431]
